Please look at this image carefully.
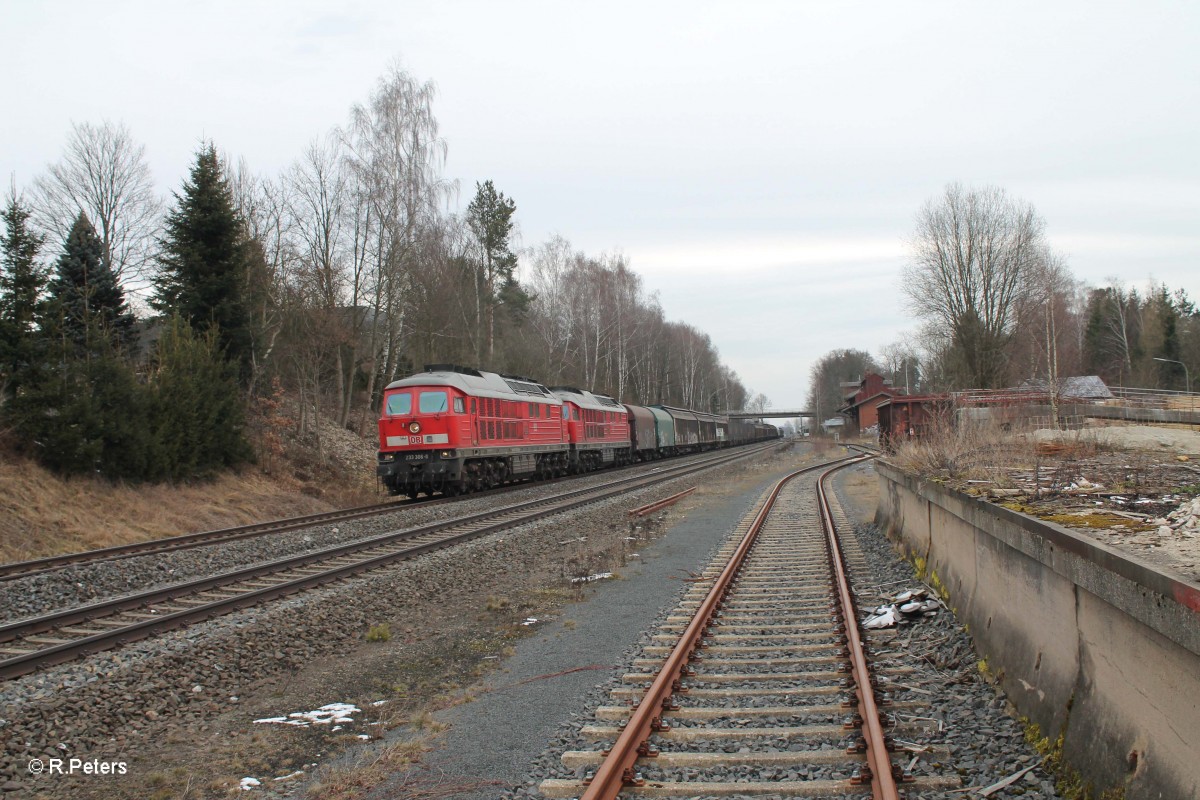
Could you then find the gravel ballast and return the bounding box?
[0,448,785,798]
[486,456,1064,799]
[2,449,1068,798]
[0,450,745,624]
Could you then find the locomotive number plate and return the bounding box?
[405,453,429,461]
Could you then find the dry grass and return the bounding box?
[0,455,338,563]
[0,399,384,565]
[889,413,1111,492]
[890,415,1012,480]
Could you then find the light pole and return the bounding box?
[1153,357,1191,396]
[1154,357,1193,428]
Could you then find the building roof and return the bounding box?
[876,393,952,407]
[840,390,897,412]
[1015,376,1113,399]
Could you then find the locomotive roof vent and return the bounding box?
[500,372,540,384]
[504,378,553,397]
[595,395,622,408]
[424,364,483,377]
[549,385,584,395]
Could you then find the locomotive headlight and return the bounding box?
[409,421,422,434]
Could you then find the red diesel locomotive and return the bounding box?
[376,364,780,497]
[548,387,632,471]
[376,365,569,497]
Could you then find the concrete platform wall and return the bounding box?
[875,462,1200,800]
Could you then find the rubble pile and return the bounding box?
[1156,497,1200,538]
[863,587,942,629]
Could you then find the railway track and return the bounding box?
[0,444,775,583]
[539,455,964,799]
[0,499,418,583]
[0,443,777,682]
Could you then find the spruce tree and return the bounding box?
[47,211,136,351]
[0,193,47,399]
[150,315,250,480]
[154,144,254,382]
[1,194,46,335]
[9,325,157,479]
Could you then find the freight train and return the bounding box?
[376,365,779,497]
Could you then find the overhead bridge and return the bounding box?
[725,409,814,419]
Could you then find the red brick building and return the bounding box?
[839,373,901,433]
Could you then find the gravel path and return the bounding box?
[362,456,810,800]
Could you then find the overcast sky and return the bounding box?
[3,1,1197,409]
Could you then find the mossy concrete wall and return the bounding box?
[875,461,1200,800]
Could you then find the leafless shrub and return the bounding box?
[890,413,1021,484]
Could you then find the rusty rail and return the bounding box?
[817,457,901,797]
[627,487,696,517]
[581,455,865,798]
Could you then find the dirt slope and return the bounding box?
[0,407,381,564]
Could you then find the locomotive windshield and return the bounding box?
[386,392,412,416]
[418,391,449,413]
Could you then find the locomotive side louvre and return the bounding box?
[549,387,633,471]
[376,366,569,496]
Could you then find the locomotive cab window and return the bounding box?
[419,391,449,413]
[453,397,465,413]
[386,393,412,416]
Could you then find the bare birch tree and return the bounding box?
[225,156,291,395]
[31,120,161,299]
[525,234,578,383]
[286,135,359,423]
[343,65,453,412]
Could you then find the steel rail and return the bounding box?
[627,487,696,517]
[817,456,900,798]
[0,442,778,582]
[0,501,410,582]
[579,454,861,798]
[0,443,775,681]
[1,444,768,643]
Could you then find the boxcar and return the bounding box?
[624,404,660,460]
[693,411,725,449]
[654,405,701,452]
[647,407,676,452]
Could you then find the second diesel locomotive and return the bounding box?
[376,364,777,497]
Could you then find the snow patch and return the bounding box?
[571,572,613,583]
[253,702,361,727]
